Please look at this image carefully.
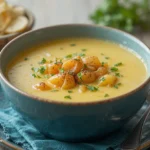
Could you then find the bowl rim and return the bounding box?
[0,24,150,106]
[0,5,35,40]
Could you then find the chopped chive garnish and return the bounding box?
[39,66,46,74]
[111,67,118,72]
[104,94,109,97]
[100,77,105,81]
[50,60,53,63]
[101,62,105,66]
[51,89,59,92]
[115,72,123,77]
[65,54,72,59]
[39,58,46,64]
[114,83,122,89]
[81,49,87,52]
[79,53,86,57]
[24,57,28,61]
[105,57,110,59]
[64,95,72,99]
[77,72,82,80]
[114,62,123,67]
[32,74,36,78]
[44,75,51,79]
[70,44,76,46]
[87,85,98,91]
[84,64,87,68]
[68,90,73,93]
[31,67,39,73]
[59,68,64,73]
[101,53,104,55]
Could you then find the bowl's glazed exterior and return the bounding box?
[0,24,150,142]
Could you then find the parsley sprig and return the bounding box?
[90,0,150,32]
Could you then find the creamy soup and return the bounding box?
[7,38,147,102]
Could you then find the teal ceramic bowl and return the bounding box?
[0,24,150,142]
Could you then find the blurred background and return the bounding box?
[4,0,150,46]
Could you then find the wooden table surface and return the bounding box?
[0,0,150,149]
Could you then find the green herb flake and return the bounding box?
[101,53,104,55]
[68,90,73,93]
[87,85,98,92]
[100,77,105,82]
[84,64,87,69]
[51,89,59,92]
[32,74,36,78]
[114,83,122,89]
[24,57,28,61]
[77,72,82,80]
[65,54,72,59]
[44,75,50,79]
[115,72,123,77]
[39,58,47,64]
[64,95,72,99]
[79,53,86,57]
[60,47,63,50]
[81,49,87,52]
[39,66,46,74]
[70,44,76,47]
[59,68,64,73]
[31,67,39,73]
[111,67,118,72]
[50,60,53,63]
[105,57,110,59]
[114,62,123,67]
[104,94,109,97]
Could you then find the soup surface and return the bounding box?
[7,38,147,102]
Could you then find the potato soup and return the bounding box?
[7,38,147,102]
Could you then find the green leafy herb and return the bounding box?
[31,67,39,73]
[114,62,123,67]
[79,53,86,57]
[68,90,73,93]
[32,74,36,78]
[84,64,87,69]
[39,58,46,64]
[50,60,53,63]
[37,75,41,78]
[81,49,87,52]
[110,67,118,72]
[44,75,51,79]
[70,44,76,47]
[115,72,123,77]
[87,85,98,92]
[105,57,110,59]
[89,0,150,32]
[100,77,105,81]
[104,94,109,97]
[114,83,122,89]
[65,54,72,59]
[39,66,46,74]
[64,95,72,99]
[77,72,82,80]
[51,89,59,92]
[24,57,28,61]
[54,58,62,64]
[59,68,64,73]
